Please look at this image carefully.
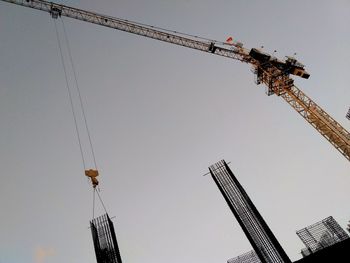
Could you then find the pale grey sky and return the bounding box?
[0,1,349,263]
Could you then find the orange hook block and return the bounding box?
[85,169,99,188]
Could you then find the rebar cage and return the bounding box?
[296,216,349,254]
[228,250,262,263]
[209,160,291,263]
[90,213,123,263]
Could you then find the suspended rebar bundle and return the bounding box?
[90,213,123,263]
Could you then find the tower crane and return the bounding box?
[2,0,350,162]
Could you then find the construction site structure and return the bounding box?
[296,216,349,257]
[209,160,291,263]
[346,108,350,120]
[294,216,350,263]
[90,213,123,263]
[1,0,349,162]
[227,250,261,263]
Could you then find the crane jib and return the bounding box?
[1,0,349,162]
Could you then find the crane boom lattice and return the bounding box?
[282,86,350,160]
[1,0,349,161]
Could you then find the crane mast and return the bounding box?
[2,0,350,161]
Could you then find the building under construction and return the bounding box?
[227,250,261,263]
[209,160,350,263]
[295,216,350,263]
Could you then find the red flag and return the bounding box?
[226,36,233,43]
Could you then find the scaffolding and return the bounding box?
[228,250,261,263]
[90,213,123,263]
[296,216,349,255]
[209,160,291,263]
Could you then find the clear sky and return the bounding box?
[0,1,349,263]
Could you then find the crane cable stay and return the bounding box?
[53,15,108,218]
[1,0,350,162]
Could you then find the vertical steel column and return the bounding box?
[209,160,291,263]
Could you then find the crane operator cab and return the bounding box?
[285,56,310,79]
[85,169,99,188]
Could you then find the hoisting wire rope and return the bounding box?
[92,186,108,219]
[61,17,98,170]
[54,19,86,170]
[54,18,109,218]
[96,188,108,214]
[92,187,96,219]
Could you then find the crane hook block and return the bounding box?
[85,169,99,188]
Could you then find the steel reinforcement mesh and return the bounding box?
[209,160,291,263]
[227,250,261,263]
[296,216,349,253]
[90,213,123,263]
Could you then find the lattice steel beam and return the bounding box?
[1,0,349,162]
[281,86,350,161]
[0,0,249,63]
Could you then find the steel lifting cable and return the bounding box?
[92,188,96,219]
[54,18,109,218]
[57,18,101,189]
[92,187,109,219]
[96,189,108,214]
[61,17,98,170]
[54,19,86,170]
[92,187,108,219]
